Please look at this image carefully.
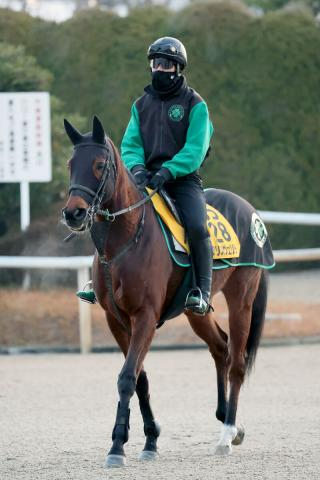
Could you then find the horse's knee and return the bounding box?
[136,370,148,395]
[210,343,228,369]
[216,407,227,423]
[229,360,246,385]
[136,370,151,407]
[118,372,136,399]
[226,353,232,369]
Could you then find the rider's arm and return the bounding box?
[121,103,145,170]
[162,101,214,178]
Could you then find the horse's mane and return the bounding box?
[108,137,141,196]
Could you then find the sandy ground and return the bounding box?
[1,269,320,348]
[1,345,320,479]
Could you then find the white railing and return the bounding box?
[0,210,319,353]
[0,255,93,354]
[257,211,320,225]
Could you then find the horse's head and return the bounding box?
[62,116,116,232]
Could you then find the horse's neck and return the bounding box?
[101,161,142,259]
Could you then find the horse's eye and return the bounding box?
[96,163,105,171]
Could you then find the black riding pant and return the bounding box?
[164,173,212,301]
[164,173,209,247]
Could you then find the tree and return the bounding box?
[0,5,319,252]
[243,0,320,14]
[0,42,52,91]
[0,42,85,233]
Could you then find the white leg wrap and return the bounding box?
[217,424,237,447]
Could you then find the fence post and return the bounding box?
[77,266,92,354]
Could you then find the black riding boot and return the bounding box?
[185,237,213,315]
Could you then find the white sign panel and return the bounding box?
[0,92,52,183]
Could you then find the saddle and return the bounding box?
[159,189,183,224]
[146,187,241,259]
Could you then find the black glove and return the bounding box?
[131,165,151,191]
[147,167,173,190]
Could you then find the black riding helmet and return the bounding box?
[147,37,187,71]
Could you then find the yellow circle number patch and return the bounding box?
[206,205,241,259]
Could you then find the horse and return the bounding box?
[62,116,269,467]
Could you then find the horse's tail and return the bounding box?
[245,269,269,375]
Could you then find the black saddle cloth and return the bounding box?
[205,188,275,269]
[157,187,275,328]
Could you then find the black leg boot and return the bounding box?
[185,237,213,315]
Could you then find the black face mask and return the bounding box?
[151,71,179,92]
[69,145,103,205]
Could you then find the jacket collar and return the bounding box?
[144,76,187,100]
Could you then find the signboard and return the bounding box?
[0,92,51,183]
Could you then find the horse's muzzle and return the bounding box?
[62,207,87,230]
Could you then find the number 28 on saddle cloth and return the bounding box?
[148,190,241,260]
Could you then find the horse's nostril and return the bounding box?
[74,208,86,220]
[63,208,72,221]
[63,208,86,223]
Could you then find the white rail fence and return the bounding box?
[0,211,319,353]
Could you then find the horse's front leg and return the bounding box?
[105,313,156,468]
[136,368,161,461]
[104,312,160,461]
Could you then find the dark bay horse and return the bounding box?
[62,116,268,467]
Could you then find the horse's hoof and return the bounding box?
[138,450,159,461]
[232,425,245,446]
[214,444,232,456]
[104,454,126,468]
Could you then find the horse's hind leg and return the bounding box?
[105,313,160,462]
[186,310,229,425]
[215,268,261,456]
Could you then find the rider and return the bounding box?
[78,36,214,315]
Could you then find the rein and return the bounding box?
[96,189,158,222]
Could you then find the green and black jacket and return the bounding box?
[121,79,214,179]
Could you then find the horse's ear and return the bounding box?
[64,119,83,145]
[92,115,106,144]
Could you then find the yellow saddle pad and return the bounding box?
[148,189,241,259]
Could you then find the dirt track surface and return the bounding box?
[1,345,320,479]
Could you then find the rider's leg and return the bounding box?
[187,236,213,312]
[165,174,212,314]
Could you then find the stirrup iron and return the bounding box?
[76,280,96,304]
[185,287,212,316]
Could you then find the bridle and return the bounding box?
[67,141,116,233]
[65,139,158,241]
